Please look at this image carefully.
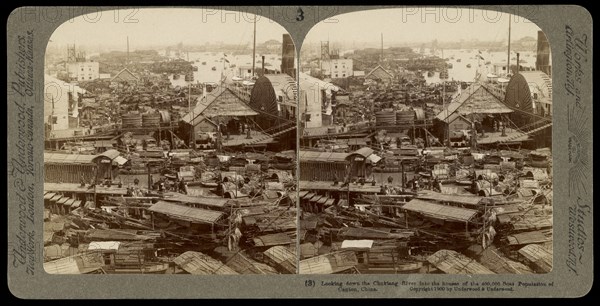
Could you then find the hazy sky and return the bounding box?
[305,8,543,45]
[49,8,288,49]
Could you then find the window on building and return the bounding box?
[51,116,58,124]
[89,76,92,79]
[335,74,338,77]
[342,74,346,77]
[335,65,338,69]
[81,68,84,71]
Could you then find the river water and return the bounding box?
[163,51,282,87]
[414,48,538,84]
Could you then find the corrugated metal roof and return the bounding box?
[44,183,128,195]
[427,250,495,274]
[173,251,238,275]
[44,152,97,164]
[299,150,350,162]
[148,201,224,224]
[403,199,478,222]
[299,181,382,193]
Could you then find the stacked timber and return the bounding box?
[122,113,142,128]
[396,110,415,126]
[375,110,396,127]
[142,112,161,127]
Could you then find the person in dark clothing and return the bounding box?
[179,179,186,194]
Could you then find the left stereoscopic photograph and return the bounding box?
[42,8,298,274]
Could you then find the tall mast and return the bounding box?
[380,33,383,64]
[127,36,130,64]
[252,16,257,77]
[507,14,511,76]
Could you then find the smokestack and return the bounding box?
[536,30,551,76]
[261,55,265,76]
[281,34,295,79]
[516,52,520,73]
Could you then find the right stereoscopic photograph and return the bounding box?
[298,8,552,274]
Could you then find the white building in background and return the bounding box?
[299,72,340,128]
[44,75,86,132]
[321,58,353,78]
[67,61,100,82]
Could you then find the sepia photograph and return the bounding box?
[42,8,298,275]
[298,8,553,274]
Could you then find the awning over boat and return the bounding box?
[302,192,315,200]
[403,199,478,222]
[148,201,224,224]
[44,192,56,200]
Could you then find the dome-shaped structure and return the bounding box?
[504,73,534,114]
[249,74,297,128]
[504,71,552,126]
